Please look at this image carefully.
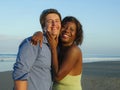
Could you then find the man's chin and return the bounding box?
[52,33,59,36]
[51,34,59,38]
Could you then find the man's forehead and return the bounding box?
[46,14,60,19]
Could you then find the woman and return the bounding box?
[32,16,83,90]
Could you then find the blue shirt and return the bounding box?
[13,36,52,90]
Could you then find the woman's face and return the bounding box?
[60,22,77,46]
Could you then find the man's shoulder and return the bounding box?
[19,36,34,48]
[20,36,31,44]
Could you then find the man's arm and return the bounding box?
[14,80,27,90]
[13,37,39,90]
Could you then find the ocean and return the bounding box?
[0,54,16,72]
[0,54,120,72]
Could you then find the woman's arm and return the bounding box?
[47,32,81,81]
[55,46,81,81]
[46,31,59,75]
[31,31,43,47]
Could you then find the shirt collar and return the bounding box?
[43,34,48,44]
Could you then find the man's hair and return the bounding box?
[40,8,61,29]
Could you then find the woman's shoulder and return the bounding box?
[69,44,81,52]
[67,44,82,57]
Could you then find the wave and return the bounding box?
[0,54,120,72]
[0,54,120,62]
[0,54,16,62]
[83,57,120,63]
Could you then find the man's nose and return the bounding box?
[51,21,57,25]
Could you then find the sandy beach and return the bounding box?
[0,61,120,90]
[82,61,120,90]
[0,71,14,90]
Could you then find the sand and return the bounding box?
[0,71,14,90]
[82,61,120,90]
[0,61,120,90]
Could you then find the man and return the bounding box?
[13,8,61,90]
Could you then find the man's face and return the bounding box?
[44,13,61,36]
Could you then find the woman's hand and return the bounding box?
[31,31,43,47]
[46,31,58,49]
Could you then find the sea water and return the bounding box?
[83,54,120,63]
[0,54,16,72]
[0,54,120,72]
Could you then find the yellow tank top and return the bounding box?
[52,74,82,90]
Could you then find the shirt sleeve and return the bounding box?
[13,37,40,80]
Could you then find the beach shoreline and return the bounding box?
[0,61,120,90]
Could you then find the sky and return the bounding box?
[0,0,120,57]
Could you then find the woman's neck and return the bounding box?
[61,42,74,47]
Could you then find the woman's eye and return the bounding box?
[69,28,74,31]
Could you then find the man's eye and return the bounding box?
[47,20,52,23]
[55,20,60,23]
